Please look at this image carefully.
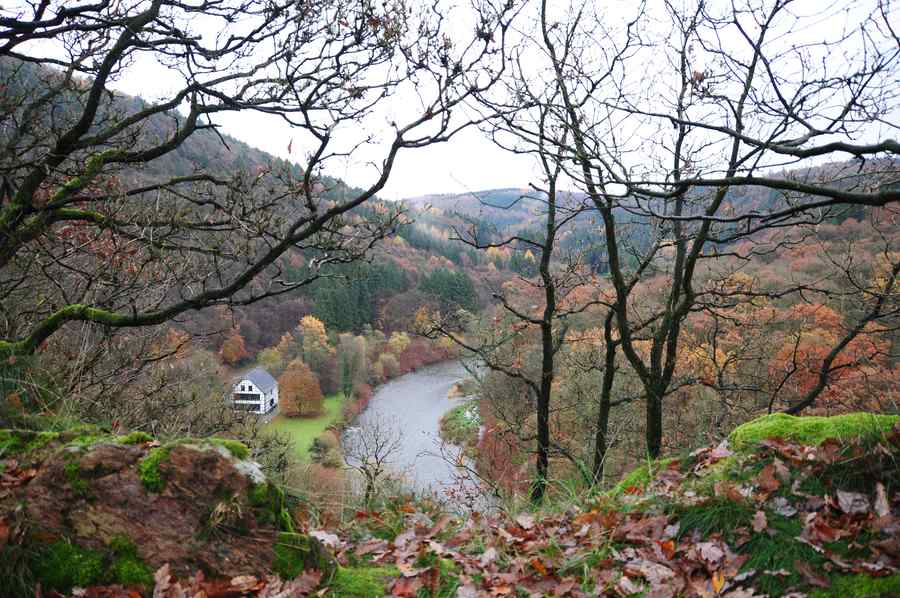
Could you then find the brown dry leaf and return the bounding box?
[772,458,791,484]
[515,513,535,530]
[456,583,479,598]
[480,547,498,567]
[229,575,260,592]
[657,539,676,560]
[757,463,781,493]
[623,559,676,586]
[795,560,830,588]
[530,558,549,576]
[391,577,422,597]
[752,511,768,533]
[835,490,869,515]
[696,541,726,566]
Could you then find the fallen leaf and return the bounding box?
[795,560,830,588]
[769,496,798,517]
[711,570,726,594]
[229,575,259,592]
[757,463,781,493]
[752,511,768,533]
[391,577,421,597]
[835,490,869,516]
[480,547,498,567]
[874,483,890,518]
[515,513,535,530]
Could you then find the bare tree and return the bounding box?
[481,0,899,459]
[0,0,518,359]
[343,414,403,506]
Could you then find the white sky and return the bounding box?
[6,0,894,201]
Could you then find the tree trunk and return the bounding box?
[592,317,616,482]
[646,387,664,458]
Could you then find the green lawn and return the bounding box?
[266,393,346,460]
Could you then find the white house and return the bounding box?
[231,367,279,415]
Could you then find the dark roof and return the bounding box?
[235,367,277,393]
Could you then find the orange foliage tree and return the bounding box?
[278,360,324,417]
[219,332,249,366]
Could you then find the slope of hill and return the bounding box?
[2,413,898,597]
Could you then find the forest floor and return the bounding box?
[152,413,900,598]
[9,413,900,598]
[266,392,346,460]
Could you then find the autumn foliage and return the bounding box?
[278,360,324,417]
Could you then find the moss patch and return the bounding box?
[115,431,153,445]
[33,540,104,593]
[249,482,294,532]
[329,565,400,597]
[608,457,676,496]
[204,437,250,460]
[810,573,900,598]
[0,429,59,456]
[729,413,900,451]
[272,532,336,581]
[106,536,153,587]
[138,446,172,492]
[64,459,89,496]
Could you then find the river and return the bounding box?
[342,360,487,508]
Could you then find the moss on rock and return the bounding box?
[116,431,153,445]
[32,540,104,593]
[249,482,294,532]
[138,446,172,492]
[729,413,900,451]
[204,437,251,460]
[0,429,59,456]
[272,532,336,581]
[106,535,153,587]
[608,457,676,496]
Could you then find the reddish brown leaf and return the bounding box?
[390,576,421,597]
[757,463,781,494]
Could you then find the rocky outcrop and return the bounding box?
[0,428,334,596]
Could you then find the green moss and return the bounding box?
[205,437,251,460]
[108,556,153,587]
[729,413,900,451]
[138,446,172,492]
[608,457,676,496]
[64,460,89,496]
[329,566,400,597]
[33,541,104,592]
[249,482,294,532]
[810,574,900,598]
[115,431,153,445]
[272,532,336,581]
[0,429,59,456]
[106,536,153,587]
